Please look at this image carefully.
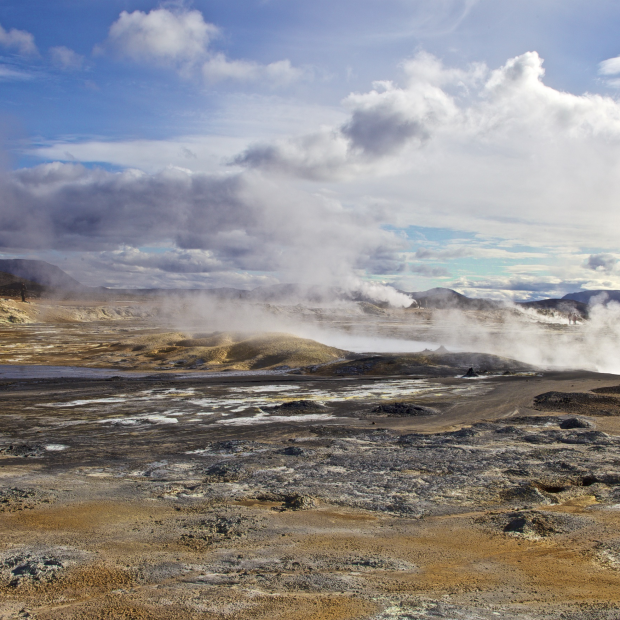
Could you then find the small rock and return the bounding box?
[372,402,438,416]
[462,367,479,378]
[560,417,594,429]
[280,446,306,456]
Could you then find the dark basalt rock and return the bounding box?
[560,417,594,429]
[446,427,479,439]
[560,431,611,445]
[533,391,620,416]
[462,367,479,378]
[0,444,45,458]
[263,400,326,414]
[372,402,439,416]
[204,461,246,483]
[280,446,306,456]
[592,384,620,395]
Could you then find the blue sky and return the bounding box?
[1,0,620,300]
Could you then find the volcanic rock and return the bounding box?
[560,417,594,429]
[372,402,439,416]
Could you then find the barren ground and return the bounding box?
[0,299,619,619]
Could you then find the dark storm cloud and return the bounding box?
[0,162,403,281]
[1,163,250,252]
[585,253,617,273]
[341,107,429,157]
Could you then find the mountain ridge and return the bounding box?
[0,259,614,314]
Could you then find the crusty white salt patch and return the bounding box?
[99,415,178,426]
[43,397,129,407]
[44,444,68,451]
[43,388,196,408]
[216,413,336,426]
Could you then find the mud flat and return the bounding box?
[2,366,620,619]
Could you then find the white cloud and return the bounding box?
[13,49,620,297]
[599,56,620,76]
[100,7,304,86]
[50,46,85,71]
[0,22,37,56]
[102,8,218,67]
[236,51,620,251]
[202,56,304,85]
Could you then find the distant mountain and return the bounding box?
[562,290,620,304]
[406,288,501,311]
[0,260,84,291]
[0,259,611,317]
[518,298,588,317]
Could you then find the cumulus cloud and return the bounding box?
[238,50,620,180]
[235,54,461,177]
[50,46,85,71]
[341,79,454,156]
[236,51,620,254]
[0,22,37,56]
[100,7,304,86]
[585,253,617,273]
[101,8,217,67]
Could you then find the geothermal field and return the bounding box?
[2,292,620,619]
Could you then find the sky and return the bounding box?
[1,0,620,300]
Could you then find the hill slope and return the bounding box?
[562,290,620,304]
[517,298,587,317]
[0,260,84,290]
[407,288,501,311]
[89,331,348,370]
